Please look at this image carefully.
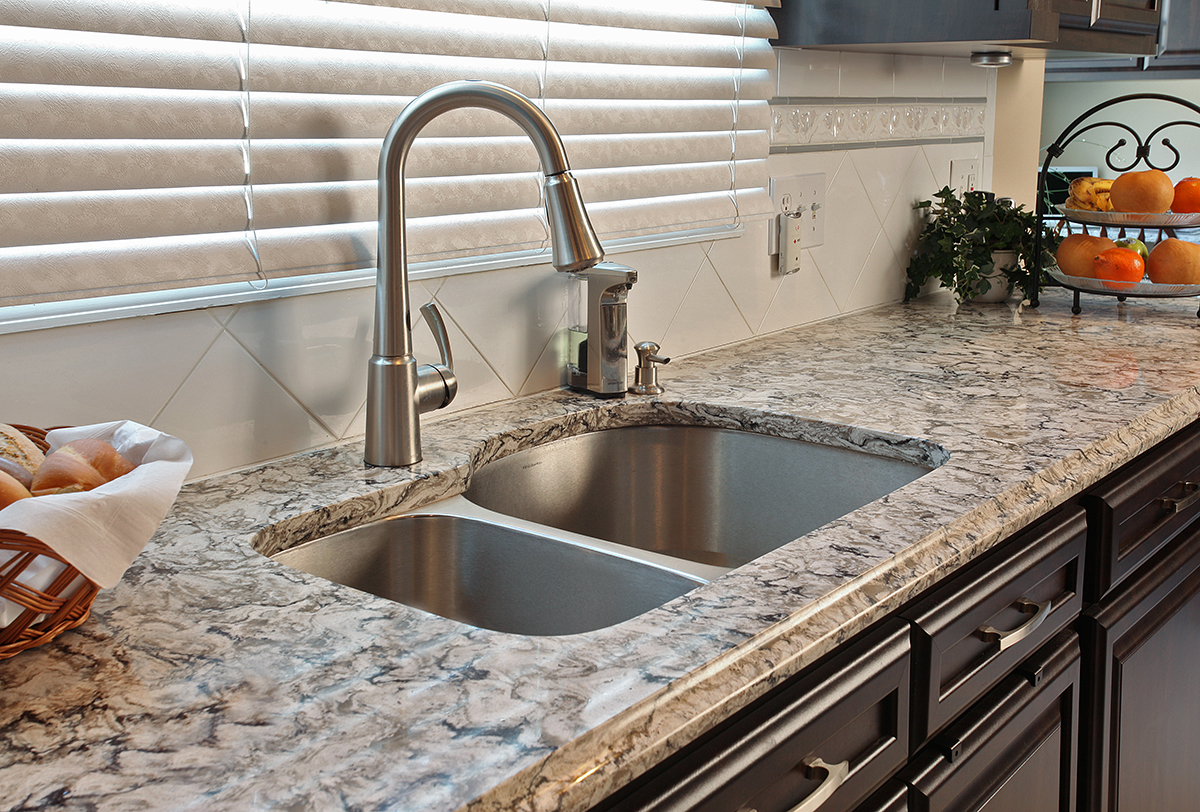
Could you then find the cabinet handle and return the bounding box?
[977,597,1052,652]
[1158,481,1200,513]
[785,758,850,812]
[1090,0,1102,27]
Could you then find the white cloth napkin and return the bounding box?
[0,421,193,626]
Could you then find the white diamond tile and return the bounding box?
[225,286,374,438]
[661,258,753,356]
[883,147,939,272]
[155,331,334,478]
[810,158,879,310]
[709,219,779,334]
[433,264,566,396]
[0,310,221,429]
[623,241,707,349]
[519,312,569,396]
[843,230,906,313]
[759,252,839,334]
[851,145,920,226]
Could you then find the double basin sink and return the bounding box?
[261,420,945,636]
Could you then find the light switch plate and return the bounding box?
[768,173,826,256]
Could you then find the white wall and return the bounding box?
[0,51,993,480]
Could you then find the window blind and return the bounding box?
[0,0,777,308]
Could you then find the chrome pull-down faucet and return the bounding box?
[365,80,606,467]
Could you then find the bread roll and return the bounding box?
[0,456,33,489]
[0,469,32,509]
[31,439,135,496]
[0,423,45,476]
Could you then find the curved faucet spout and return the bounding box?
[366,80,605,467]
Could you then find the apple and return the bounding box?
[1116,237,1149,262]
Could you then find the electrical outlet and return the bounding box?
[768,173,825,257]
[950,159,980,194]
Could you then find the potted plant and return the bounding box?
[904,186,1059,303]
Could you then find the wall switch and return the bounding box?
[950,159,980,194]
[768,173,826,256]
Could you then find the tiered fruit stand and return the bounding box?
[1030,93,1200,316]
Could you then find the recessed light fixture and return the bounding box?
[971,51,1014,68]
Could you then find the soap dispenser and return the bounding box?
[564,262,638,396]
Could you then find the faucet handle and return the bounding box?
[420,302,453,369]
[630,341,670,395]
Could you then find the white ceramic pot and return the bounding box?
[969,249,1019,303]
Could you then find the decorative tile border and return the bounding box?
[769,97,987,152]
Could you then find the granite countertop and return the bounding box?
[5,289,1200,811]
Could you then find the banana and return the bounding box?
[1065,176,1114,212]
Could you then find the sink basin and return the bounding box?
[269,513,704,635]
[465,424,941,569]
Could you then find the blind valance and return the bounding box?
[0,0,777,307]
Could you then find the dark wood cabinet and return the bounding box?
[903,507,1086,748]
[593,622,911,812]
[1077,521,1200,812]
[901,630,1080,812]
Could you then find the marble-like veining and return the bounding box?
[5,290,1200,811]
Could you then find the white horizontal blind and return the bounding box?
[0,0,777,307]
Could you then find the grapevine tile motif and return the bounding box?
[770,101,987,146]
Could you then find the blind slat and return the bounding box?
[3,0,779,306]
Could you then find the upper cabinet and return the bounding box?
[1045,0,1200,79]
[770,0,1160,59]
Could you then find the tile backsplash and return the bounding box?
[0,51,993,479]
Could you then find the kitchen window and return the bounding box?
[0,0,775,327]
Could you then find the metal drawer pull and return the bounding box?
[734,759,849,812]
[1158,482,1200,513]
[978,597,1052,652]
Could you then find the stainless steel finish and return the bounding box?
[1090,0,1103,28]
[1158,481,1200,513]
[629,341,670,395]
[270,508,704,636]
[970,51,1014,67]
[366,80,605,466]
[978,597,1053,652]
[793,759,851,812]
[566,263,638,396]
[465,425,937,569]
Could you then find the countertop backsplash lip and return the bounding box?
[7,290,1200,812]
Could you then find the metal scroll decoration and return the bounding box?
[1030,93,1200,310]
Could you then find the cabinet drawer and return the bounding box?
[904,506,1086,747]
[593,621,910,812]
[1082,420,1200,601]
[851,780,907,812]
[900,630,1080,812]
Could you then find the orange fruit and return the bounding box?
[1110,169,1175,213]
[1093,247,1146,290]
[1055,233,1117,278]
[1147,238,1200,285]
[1172,177,1200,213]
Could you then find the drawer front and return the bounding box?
[595,622,910,812]
[901,630,1081,812]
[851,780,908,812]
[1082,420,1200,600]
[904,506,1086,747]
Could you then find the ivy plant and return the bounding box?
[904,186,1059,303]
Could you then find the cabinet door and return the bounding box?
[1081,419,1200,601]
[1077,523,1200,812]
[901,630,1080,812]
[904,506,1085,747]
[1050,0,1160,53]
[592,622,910,812]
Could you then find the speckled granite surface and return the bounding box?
[5,289,1200,811]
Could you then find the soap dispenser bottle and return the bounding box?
[564,262,638,396]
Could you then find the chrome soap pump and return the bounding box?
[564,263,638,396]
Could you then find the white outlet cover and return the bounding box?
[768,173,826,254]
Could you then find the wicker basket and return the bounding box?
[0,425,100,659]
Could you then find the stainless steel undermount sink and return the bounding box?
[262,419,944,636]
[270,512,704,636]
[465,424,943,569]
